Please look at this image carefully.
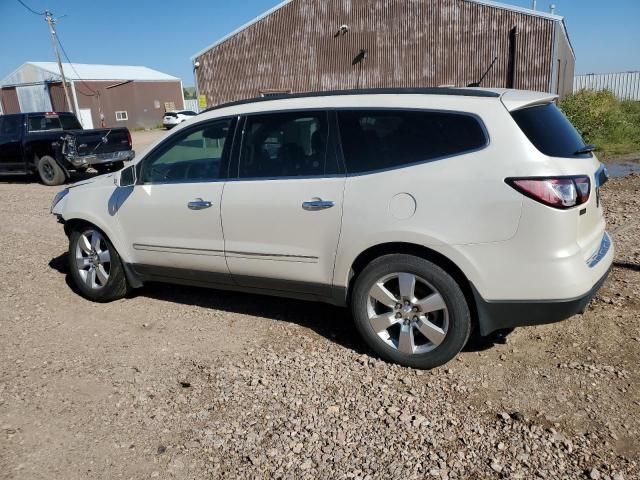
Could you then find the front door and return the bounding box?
[222,110,345,295]
[0,115,24,171]
[116,118,236,284]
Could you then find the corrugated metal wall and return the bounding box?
[0,88,21,114]
[195,0,559,107]
[574,72,640,101]
[48,82,73,112]
[75,80,184,129]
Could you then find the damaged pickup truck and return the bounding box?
[0,111,134,185]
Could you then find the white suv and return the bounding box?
[51,88,613,369]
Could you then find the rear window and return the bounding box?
[337,110,487,174]
[28,115,61,132]
[28,114,81,132]
[165,112,178,117]
[511,103,590,158]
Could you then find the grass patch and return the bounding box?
[560,90,640,160]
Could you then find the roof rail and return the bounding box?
[202,87,500,114]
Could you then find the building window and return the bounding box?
[115,111,128,121]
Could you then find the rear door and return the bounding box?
[0,115,25,171]
[221,110,345,295]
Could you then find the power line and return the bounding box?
[55,32,99,97]
[16,0,44,16]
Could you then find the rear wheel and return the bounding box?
[68,226,130,302]
[37,155,66,186]
[351,254,471,369]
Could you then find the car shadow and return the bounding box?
[48,251,505,358]
[48,252,366,354]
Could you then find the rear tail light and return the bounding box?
[506,176,591,209]
[127,130,132,149]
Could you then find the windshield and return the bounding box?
[511,103,591,158]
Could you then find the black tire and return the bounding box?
[37,155,66,186]
[350,254,471,369]
[68,226,130,302]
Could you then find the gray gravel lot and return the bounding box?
[0,164,638,479]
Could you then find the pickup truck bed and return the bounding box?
[0,111,134,186]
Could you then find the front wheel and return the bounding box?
[351,254,471,369]
[68,226,130,302]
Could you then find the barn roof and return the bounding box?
[1,62,179,86]
[191,0,572,60]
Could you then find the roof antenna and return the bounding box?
[467,56,498,87]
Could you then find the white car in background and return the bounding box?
[163,110,197,129]
[51,88,613,369]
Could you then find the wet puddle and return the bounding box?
[604,161,640,178]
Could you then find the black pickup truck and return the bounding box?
[0,112,134,185]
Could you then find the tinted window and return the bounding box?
[239,111,330,178]
[140,119,233,183]
[0,116,20,136]
[337,110,487,174]
[180,111,197,116]
[59,114,82,130]
[28,115,62,132]
[511,103,589,158]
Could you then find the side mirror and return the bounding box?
[115,165,137,187]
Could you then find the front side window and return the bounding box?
[140,118,233,184]
[337,110,487,174]
[238,111,330,179]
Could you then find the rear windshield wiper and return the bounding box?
[574,144,596,155]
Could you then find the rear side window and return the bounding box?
[238,111,333,179]
[0,116,20,135]
[511,103,590,158]
[337,110,487,174]
[59,114,82,130]
[28,115,62,132]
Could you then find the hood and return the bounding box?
[69,172,116,190]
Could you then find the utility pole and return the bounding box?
[45,10,74,113]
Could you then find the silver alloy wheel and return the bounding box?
[75,229,111,290]
[367,272,449,355]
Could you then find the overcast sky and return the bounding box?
[1,0,639,85]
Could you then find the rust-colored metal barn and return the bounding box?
[0,62,184,129]
[192,0,575,108]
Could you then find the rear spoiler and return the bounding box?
[500,90,558,112]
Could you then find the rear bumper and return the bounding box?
[67,150,135,167]
[472,231,613,336]
[472,267,610,336]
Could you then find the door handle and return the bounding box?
[188,198,213,210]
[302,199,335,211]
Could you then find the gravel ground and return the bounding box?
[0,169,638,479]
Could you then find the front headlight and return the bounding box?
[50,188,69,213]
